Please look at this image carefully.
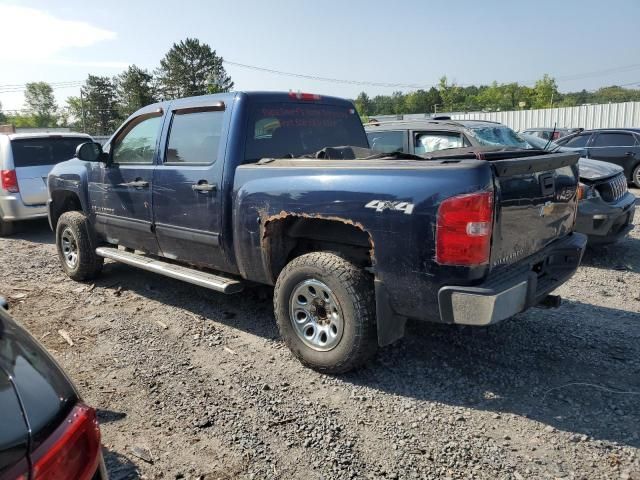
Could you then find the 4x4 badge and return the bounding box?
[365,200,415,215]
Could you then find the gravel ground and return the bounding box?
[1,190,639,480]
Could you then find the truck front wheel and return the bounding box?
[56,211,103,281]
[274,252,377,374]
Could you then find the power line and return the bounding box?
[223,60,431,89]
[1,61,639,96]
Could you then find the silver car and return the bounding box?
[0,133,92,235]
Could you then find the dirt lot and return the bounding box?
[1,191,639,480]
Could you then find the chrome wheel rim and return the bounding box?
[289,279,344,352]
[61,227,79,269]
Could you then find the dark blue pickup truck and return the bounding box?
[47,91,587,373]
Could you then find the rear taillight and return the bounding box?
[30,403,101,480]
[436,191,494,266]
[1,170,19,193]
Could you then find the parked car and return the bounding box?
[521,127,583,141]
[366,118,532,155]
[48,91,586,373]
[521,134,635,244]
[0,298,106,479]
[555,128,640,188]
[0,133,92,236]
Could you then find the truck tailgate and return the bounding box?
[489,152,580,269]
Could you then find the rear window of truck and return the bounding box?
[10,137,89,167]
[244,102,368,162]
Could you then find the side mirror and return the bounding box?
[76,142,105,162]
[0,297,8,310]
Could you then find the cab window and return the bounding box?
[366,131,405,154]
[112,115,162,164]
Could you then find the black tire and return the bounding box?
[274,252,377,374]
[632,163,640,189]
[0,218,13,237]
[56,211,103,281]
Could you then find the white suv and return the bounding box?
[0,133,92,235]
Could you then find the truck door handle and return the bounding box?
[120,179,149,189]
[192,181,216,193]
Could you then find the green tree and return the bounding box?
[0,101,5,123]
[438,76,464,112]
[4,114,37,128]
[404,88,442,114]
[390,91,406,114]
[532,74,559,108]
[67,75,119,135]
[116,65,157,118]
[370,95,394,115]
[156,38,233,99]
[354,92,372,117]
[24,82,57,127]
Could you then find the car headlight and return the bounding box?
[577,182,600,200]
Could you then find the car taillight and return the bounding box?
[1,170,19,193]
[30,403,101,480]
[436,191,494,266]
[288,91,321,101]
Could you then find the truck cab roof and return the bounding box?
[1,132,92,141]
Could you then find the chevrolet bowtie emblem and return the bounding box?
[539,201,555,217]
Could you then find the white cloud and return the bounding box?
[0,5,118,62]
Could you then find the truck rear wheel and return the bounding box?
[56,211,103,281]
[274,252,377,374]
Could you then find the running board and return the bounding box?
[95,246,244,294]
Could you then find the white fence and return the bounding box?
[451,102,640,130]
[372,102,640,130]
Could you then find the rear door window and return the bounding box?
[366,131,405,153]
[10,137,88,167]
[592,132,637,147]
[414,131,467,154]
[165,110,224,164]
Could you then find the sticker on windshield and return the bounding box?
[365,200,415,215]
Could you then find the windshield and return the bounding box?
[468,126,531,149]
[10,137,88,167]
[244,102,369,162]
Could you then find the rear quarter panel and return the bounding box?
[232,159,494,320]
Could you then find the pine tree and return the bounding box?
[156,38,233,99]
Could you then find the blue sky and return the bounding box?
[1,0,639,111]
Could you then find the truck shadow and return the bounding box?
[5,219,54,245]
[96,263,640,449]
[347,301,640,448]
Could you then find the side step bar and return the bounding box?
[95,246,244,294]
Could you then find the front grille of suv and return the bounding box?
[596,173,628,203]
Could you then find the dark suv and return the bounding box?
[555,129,640,188]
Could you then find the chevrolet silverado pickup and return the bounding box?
[47,91,587,373]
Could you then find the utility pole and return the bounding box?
[80,90,87,133]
